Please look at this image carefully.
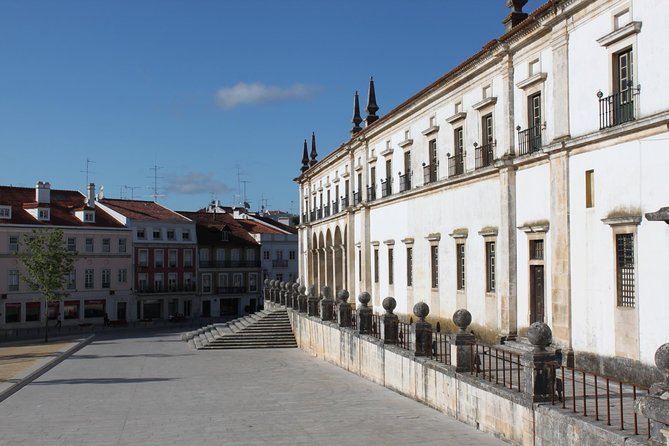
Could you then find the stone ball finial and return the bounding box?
[299,284,306,294]
[413,301,430,320]
[322,286,332,300]
[527,322,552,351]
[286,282,294,291]
[358,291,371,306]
[279,281,285,289]
[382,297,397,314]
[264,279,269,286]
[293,282,299,292]
[269,279,275,287]
[453,309,472,333]
[337,289,350,303]
[655,343,669,384]
[308,285,316,297]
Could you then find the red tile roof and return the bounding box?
[0,186,126,228]
[180,211,259,245]
[100,199,192,222]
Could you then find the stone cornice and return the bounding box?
[597,21,642,48]
[516,72,547,90]
[472,97,498,111]
[445,112,467,124]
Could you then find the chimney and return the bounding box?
[35,181,51,204]
[87,183,96,208]
[503,0,529,32]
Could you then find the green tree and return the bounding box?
[19,229,76,342]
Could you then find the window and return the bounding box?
[138,249,148,267]
[616,233,635,307]
[85,238,94,253]
[26,302,40,322]
[530,240,544,260]
[374,248,379,283]
[388,248,394,285]
[486,242,496,292]
[406,247,413,287]
[249,273,258,292]
[5,303,21,323]
[182,230,191,240]
[119,238,127,253]
[102,238,110,253]
[64,300,79,319]
[218,273,228,288]
[168,273,177,291]
[155,249,164,268]
[275,250,283,260]
[202,274,211,293]
[358,250,362,280]
[529,59,540,76]
[183,273,193,291]
[263,250,270,260]
[8,236,18,252]
[289,250,296,260]
[452,127,464,176]
[85,269,94,289]
[136,229,146,239]
[456,243,465,290]
[429,115,436,127]
[431,245,439,288]
[167,229,176,240]
[529,92,542,131]
[482,114,494,145]
[233,273,243,287]
[118,269,127,283]
[455,101,463,113]
[83,211,94,222]
[8,270,19,291]
[154,273,164,292]
[0,206,10,219]
[585,170,595,208]
[168,250,177,268]
[38,208,50,220]
[67,237,76,252]
[138,273,148,291]
[66,270,76,289]
[404,129,411,140]
[184,249,193,267]
[614,8,630,30]
[102,269,111,289]
[482,85,492,99]
[153,229,161,240]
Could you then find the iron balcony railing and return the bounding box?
[136,284,197,294]
[399,171,411,192]
[323,204,330,218]
[448,152,464,177]
[316,208,322,220]
[380,177,392,198]
[332,200,339,214]
[517,125,542,156]
[353,190,362,206]
[302,213,308,224]
[598,88,638,130]
[272,259,288,268]
[310,210,316,221]
[216,286,246,295]
[199,260,261,268]
[423,163,437,185]
[340,196,349,209]
[366,185,376,202]
[475,142,495,169]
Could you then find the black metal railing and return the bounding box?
[550,364,650,438]
[317,208,323,220]
[302,213,308,223]
[598,88,638,130]
[475,143,495,169]
[517,125,542,156]
[381,178,392,198]
[470,343,523,393]
[137,284,197,294]
[199,260,261,268]
[332,200,339,214]
[366,185,376,202]
[428,330,452,366]
[423,163,437,185]
[399,172,411,192]
[323,204,330,218]
[216,286,247,294]
[448,152,464,177]
[340,196,349,208]
[353,190,362,206]
[310,210,316,221]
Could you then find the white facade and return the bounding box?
[296,0,669,369]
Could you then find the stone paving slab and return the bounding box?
[0,330,508,445]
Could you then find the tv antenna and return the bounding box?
[148,164,164,202]
[81,158,95,188]
[123,185,142,200]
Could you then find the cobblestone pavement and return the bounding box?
[0,330,508,446]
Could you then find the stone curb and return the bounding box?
[0,334,95,404]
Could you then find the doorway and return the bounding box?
[116,302,127,321]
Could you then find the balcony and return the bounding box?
[475,143,495,169]
[381,178,392,198]
[323,204,330,218]
[340,196,349,208]
[302,213,308,224]
[448,152,464,177]
[199,260,261,268]
[366,185,377,202]
[136,284,197,294]
[598,88,638,130]
[516,125,542,156]
[423,163,437,185]
[399,172,411,192]
[353,190,362,206]
[317,208,323,220]
[216,286,246,295]
[272,259,288,268]
[332,200,339,214]
[310,210,316,221]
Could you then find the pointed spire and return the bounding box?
[365,76,379,126]
[309,132,318,167]
[351,91,363,135]
[300,139,309,173]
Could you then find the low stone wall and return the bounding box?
[289,309,534,445]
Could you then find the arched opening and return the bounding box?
[334,226,343,293]
[325,229,333,292]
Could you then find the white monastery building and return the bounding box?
[295,0,669,376]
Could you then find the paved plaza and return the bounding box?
[0,329,507,445]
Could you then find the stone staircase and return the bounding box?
[181,308,296,350]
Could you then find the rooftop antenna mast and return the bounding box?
[148,164,164,202]
[241,180,251,209]
[124,185,142,200]
[81,158,95,188]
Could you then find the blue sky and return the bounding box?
[0,0,542,214]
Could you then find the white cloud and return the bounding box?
[215,82,319,109]
[166,172,229,195]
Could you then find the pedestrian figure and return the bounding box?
[103,312,109,327]
[55,312,62,328]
